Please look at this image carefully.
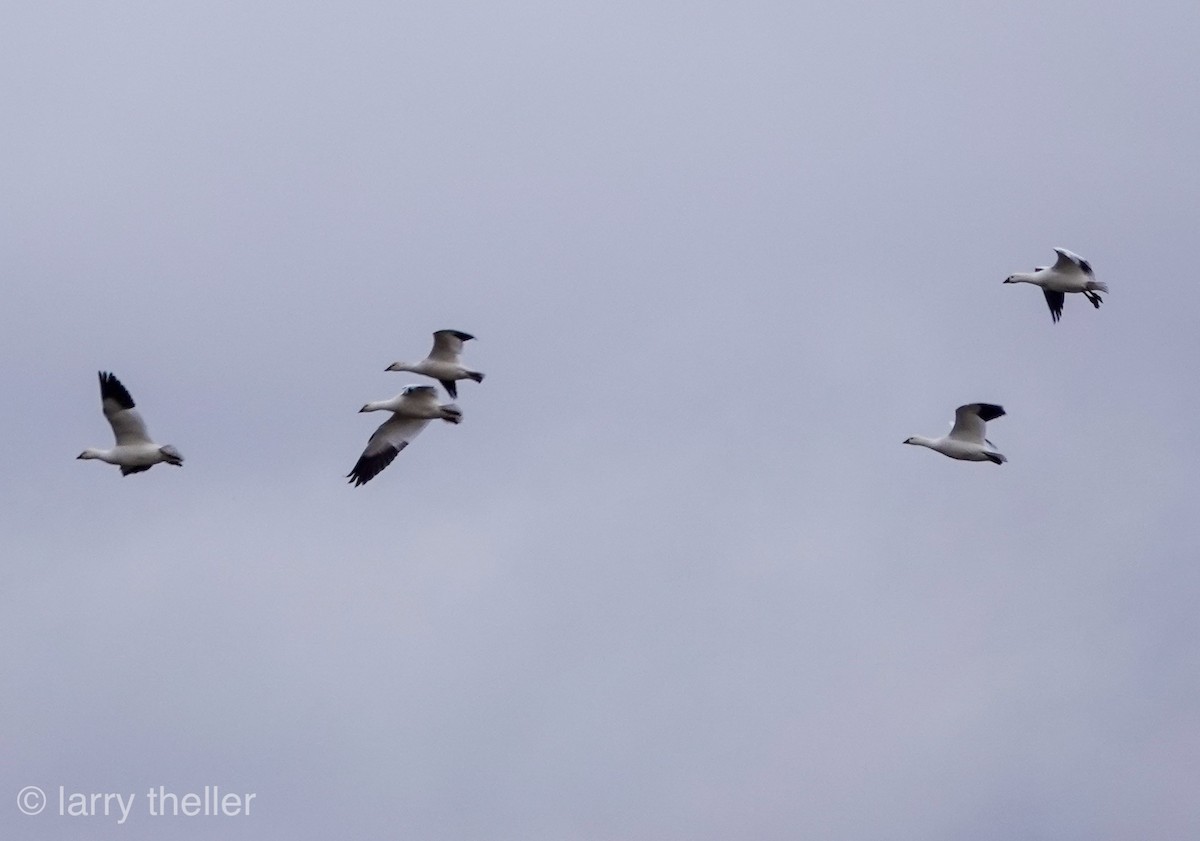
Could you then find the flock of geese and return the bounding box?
[349,329,484,486]
[77,248,1105,484]
[903,246,1107,465]
[78,329,485,486]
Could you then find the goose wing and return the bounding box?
[1051,247,1093,276]
[1043,289,1065,323]
[948,403,1005,444]
[98,372,152,445]
[427,329,475,362]
[401,384,439,398]
[347,415,430,486]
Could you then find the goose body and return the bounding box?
[1004,247,1108,322]
[77,372,184,475]
[386,329,484,399]
[348,384,462,486]
[904,403,1007,464]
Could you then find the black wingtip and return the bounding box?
[976,404,1006,422]
[441,329,475,342]
[346,445,402,487]
[439,379,458,399]
[346,465,374,487]
[98,371,136,409]
[1042,289,1065,323]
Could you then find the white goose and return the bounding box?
[1004,247,1108,323]
[347,384,462,486]
[77,372,184,475]
[386,329,484,399]
[904,403,1007,464]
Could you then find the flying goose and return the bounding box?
[347,384,462,486]
[1003,248,1108,323]
[386,329,484,398]
[904,403,1007,464]
[77,372,184,475]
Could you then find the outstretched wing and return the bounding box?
[347,415,430,486]
[428,329,475,362]
[99,372,152,445]
[1051,247,1093,276]
[948,403,1005,444]
[1043,289,1065,323]
[401,384,439,399]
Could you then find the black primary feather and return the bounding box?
[347,443,406,487]
[975,404,1006,423]
[98,371,136,410]
[1042,289,1065,323]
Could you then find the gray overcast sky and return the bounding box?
[3,1,1199,838]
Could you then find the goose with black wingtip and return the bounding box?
[347,384,462,487]
[385,329,484,399]
[77,372,184,476]
[904,403,1008,465]
[1004,247,1108,323]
